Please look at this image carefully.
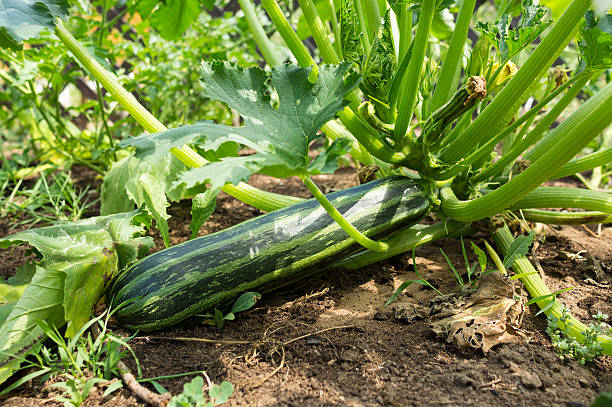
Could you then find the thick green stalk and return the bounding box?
[397,3,412,60]
[323,119,374,165]
[441,0,590,162]
[439,81,612,221]
[355,0,372,50]
[224,183,304,212]
[338,108,408,164]
[236,0,284,66]
[261,0,317,72]
[551,148,612,180]
[466,74,589,183]
[393,0,436,143]
[493,225,612,356]
[298,0,341,64]
[518,209,612,225]
[258,0,373,163]
[55,20,297,211]
[54,20,166,134]
[334,221,470,270]
[510,187,612,213]
[430,0,477,112]
[328,0,343,58]
[442,183,612,222]
[301,175,389,252]
[363,0,381,40]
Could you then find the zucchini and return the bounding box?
[108,176,430,331]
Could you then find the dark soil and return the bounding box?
[1,168,611,407]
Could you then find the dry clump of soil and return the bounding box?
[0,168,611,407]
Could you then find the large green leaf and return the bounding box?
[0,211,153,383]
[476,0,552,62]
[121,62,359,193]
[578,10,612,72]
[0,0,69,50]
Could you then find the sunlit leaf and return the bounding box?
[0,0,69,50]
[122,62,359,193]
[476,0,552,62]
[578,10,612,72]
[0,211,153,383]
[136,0,201,41]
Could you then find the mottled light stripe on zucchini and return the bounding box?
[108,176,430,331]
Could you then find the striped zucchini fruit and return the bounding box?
[107,176,430,331]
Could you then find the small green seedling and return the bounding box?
[439,238,494,289]
[200,292,261,329]
[546,309,610,365]
[385,248,442,307]
[168,376,234,407]
[527,287,574,316]
[0,310,139,405]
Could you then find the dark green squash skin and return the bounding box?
[108,176,430,331]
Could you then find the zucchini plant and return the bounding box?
[108,0,612,350]
[1,0,612,386]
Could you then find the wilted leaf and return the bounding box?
[430,273,526,352]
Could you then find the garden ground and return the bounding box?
[1,167,610,406]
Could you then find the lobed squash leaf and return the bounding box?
[121,62,359,194]
[101,152,204,248]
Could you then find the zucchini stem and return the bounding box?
[334,221,471,270]
[471,73,592,183]
[441,0,591,162]
[492,225,612,356]
[393,0,436,143]
[301,175,389,252]
[518,209,612,225]
[298,0,341,64]
[440,81,612,221]
[429,0,477,112]
[551,147,612,180]
[236,0,284,66]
